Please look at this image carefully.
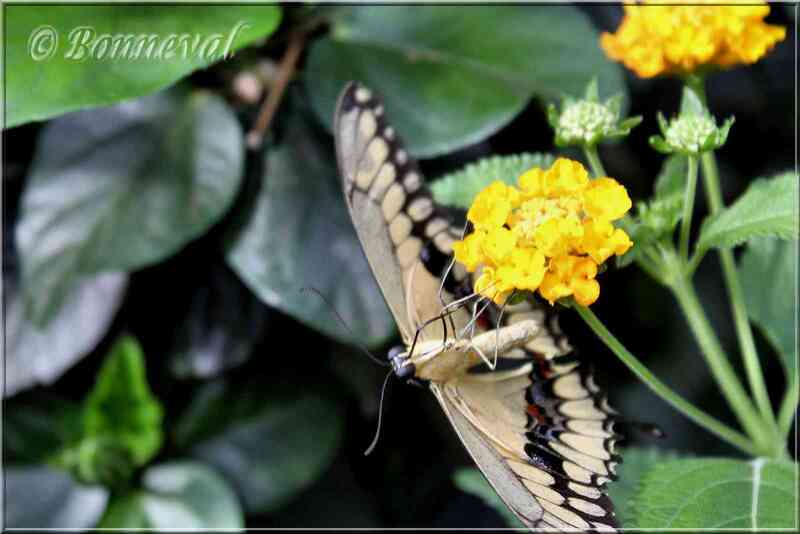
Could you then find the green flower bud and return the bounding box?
[650,111,734,155]
[547,78,641,148]
[557,101,617,145]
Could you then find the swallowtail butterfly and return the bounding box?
[335,82,621,531]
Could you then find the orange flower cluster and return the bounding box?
[453,158,633,307]
[601,1,786,78]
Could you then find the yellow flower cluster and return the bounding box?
[452,158,633,307]
[600,1,786,78]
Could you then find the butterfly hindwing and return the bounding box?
[435,301,619,530]
[334,82,620,531]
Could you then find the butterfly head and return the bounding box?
[387,345,419,383]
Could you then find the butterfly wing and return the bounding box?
[437,304,620,530]
[334,82,620,531]
[334,82,468,343]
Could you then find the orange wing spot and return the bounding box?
[527,404,546,424]
[476,314,492,331]
[535,361,552,379]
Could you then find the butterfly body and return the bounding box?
[335,82,621,531]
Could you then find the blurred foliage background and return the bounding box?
[3,4,796,528]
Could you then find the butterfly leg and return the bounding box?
[492,290,516,369]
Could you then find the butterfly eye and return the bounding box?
[387,345,405,360]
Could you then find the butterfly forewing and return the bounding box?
[334,82,620,531]
[335,83,467,343]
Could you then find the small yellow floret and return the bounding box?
[466,181,519,229]
[452,231,485,272]
[482,227,517,265]
[583,178,633,222]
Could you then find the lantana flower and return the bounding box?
[452,158,633,307]
[600,1,786,79]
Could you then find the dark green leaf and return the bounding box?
[430,152,555,209]
[4,272,127,397]
[82,335,163,467]
[739,237,798,381]
[225,114,395,346]
[6,5,281,127]
[633,457,796,528]
[306,6,625,157]
[453,468,523,528]
[697,172,798,254]
[17,88,244,325]
[97,462,243,528]
[4,394,82,463]
[168,264,269,380]
[5,465,108,528]
[606,447,683,527]
[174,382,343,514]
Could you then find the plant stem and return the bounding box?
[778,377,798,439]
[700,151,779,431]
[583,145,607,178]
[666,251,774,455]
[574,305,757,456]
[246,30,307,149]
[679,155,699,261]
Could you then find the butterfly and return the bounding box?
[334,82,621,531]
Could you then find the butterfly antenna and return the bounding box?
[364,369,394,456]
[407,304,467,360]
[300,287,388,367]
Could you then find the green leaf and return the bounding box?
[97,462,244,529]
[632,458,796,528]
[654,155,688,199]
[453,468,524,528]
[168,264,269,380]
[649,135,672,154]
[4,272,127,397]
[225,112,395,346]
[606,447,683,527]
[6,5,281,127]
[174,381,343,514]
[739,237,798,381]
[4,394,82,464]
[16,88,244,325]
[617,157,688,268]
[82,335,163,468]
[679,84,707,116]
[696,172,799,254]
[306,6,625,157]
[5,465,109,528]
[430,152,555,209]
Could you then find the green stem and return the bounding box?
[666,251,774,455]
[686,249,705,277]
[679,155,699,261]
[583,145,607,178]
[778,377,798,440]
[701,151,779,432]
[575,305,757,456]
